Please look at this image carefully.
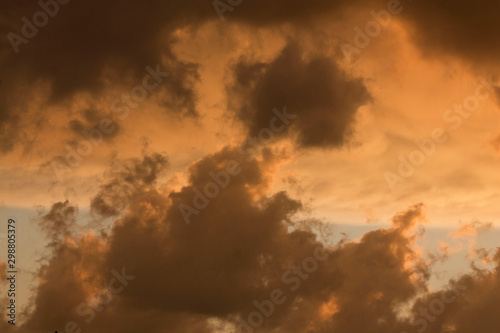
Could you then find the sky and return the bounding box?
[1,0,500,332]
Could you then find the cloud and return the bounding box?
[451,221,493,239]
[0,0,379,155]
[0,1,207,154]
[24,147,334,331]
[37,200,78,244]
[67,108,121,143]
[5,0,499,156]
[228,41,371,149]
[401,0,500,65]
[5,1,500,332]
[90,153,169,218]
[18,148,448,333]
[18,146,500,332]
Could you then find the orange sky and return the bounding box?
[1,1,500,332]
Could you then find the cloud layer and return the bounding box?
[5,149,496,333]
[2,1,500,332]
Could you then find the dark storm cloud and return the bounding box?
[402,262,500,333]
[400,0,500,64]
[21,149,451,333]
[0,0,379,154]
[19,148,500,333]
[106,147,329,319]
[5,0,498,155]
[1,1,206,102]
[228,41,372,148]
[0,1,207,153]
[0,75,37,153]
[23,148,338,332]
[6,1,500,331]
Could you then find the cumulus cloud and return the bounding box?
[228,41,371,149]
[13,146,500,333]
[4,1,500,332]
[18,148,484,333]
